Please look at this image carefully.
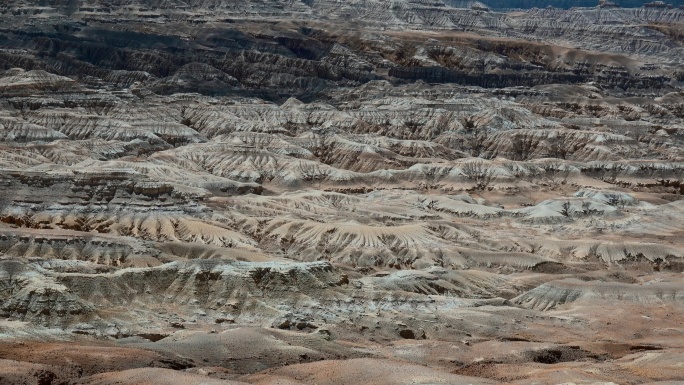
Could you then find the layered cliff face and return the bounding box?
[0,1,683,385]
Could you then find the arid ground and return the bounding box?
[0,1,683,384]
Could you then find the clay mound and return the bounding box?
[466,107,558,132]
[150,142,309,184]
[216,132,315,159]
[224,189,441,222]
[0,210,259,249]
[543,240,684,264]
[182,108,247,138]
[351,134,465,160]
[0,70,79,95]
[262,218,454,268]
[0,231,141,267]
[512,197,620,224]
[664,199,684,212]
[345,108,464,141]
[104,215,257,248]
[131,327,365,374]
[0,341,192,378]
[618,349,684,383]
[573,188,640,206]
[100,104,182,130]
[481,128,645,161]
[295,133,417,173]
[24,112,167,145]
[0,147,53,168]
[12,142,91,165]
[400,158,532,189]
[152,62,240,95]
[0,358,77,385]
[18,139,163,164]
[1,274,96,327]
[419,193,504,218]
[360,267,524,298]
[0,117,68,143]
[58,260,342,309]
[0,258,346,329]
[130,121,206,147]
[78,367,247,385]
[75,159,260,194]
[458,249,555,269]
[513,278,684,311]
[156,242,287,263]
[185,103,297,138]
[247,358,499,385]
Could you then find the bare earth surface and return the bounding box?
[0,0,683,384]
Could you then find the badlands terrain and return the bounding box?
[0,0,683,384]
